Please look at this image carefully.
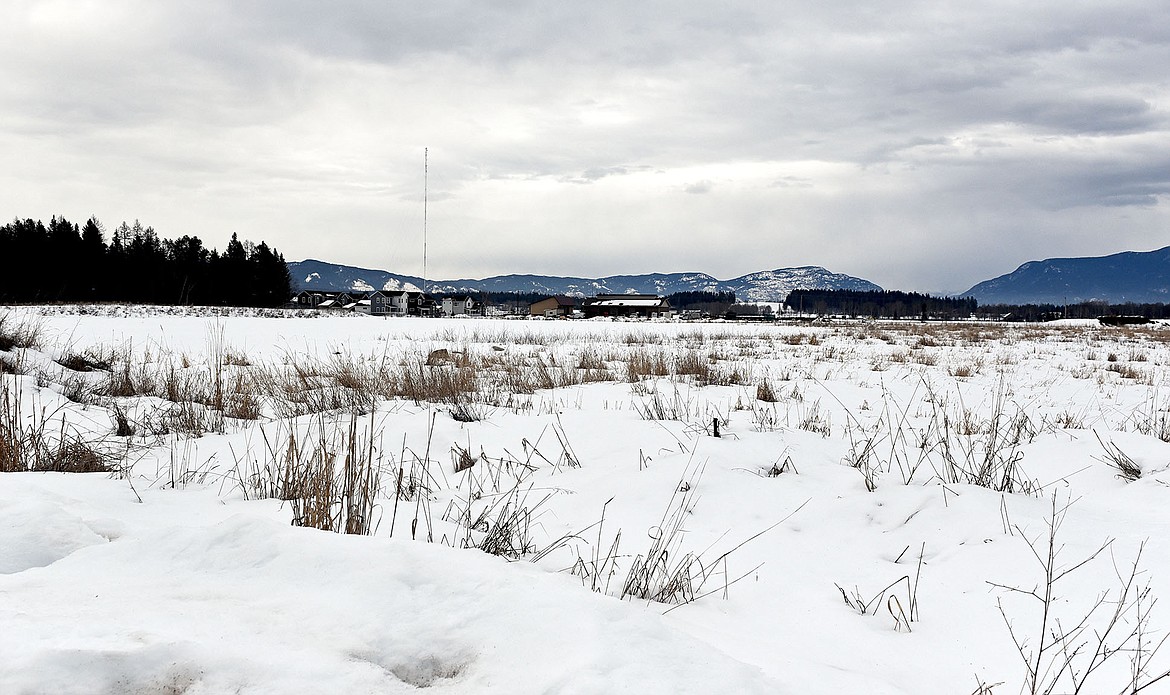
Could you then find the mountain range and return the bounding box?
[288,259,882,303]
[963,246,1170,305]
[291,244,1170,306]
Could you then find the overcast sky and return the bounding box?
[3,1,1168,292]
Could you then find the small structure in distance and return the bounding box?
[529,296,578,318]
[441,295,482,317]
[581,294,672,319]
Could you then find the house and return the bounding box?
[366,291,392,316]
[292,289,434,317]
[293,290,347,309]
[581,294,672,319]
[292,290,361,310]
[529,296,577,318]
[317,292,356,310]
[384,290,430,317]
[354,291,393,316]
[441,295,479,317]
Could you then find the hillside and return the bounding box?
[964,246,1170,304]
[288,260,881,302]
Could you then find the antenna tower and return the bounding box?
[428,146,432,292]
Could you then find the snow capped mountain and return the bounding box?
[963,246,1170,304]
[290,260,427,295]
[721,266,882,303]
[287,260,881,302]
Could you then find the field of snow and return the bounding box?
[3,307,1170,694]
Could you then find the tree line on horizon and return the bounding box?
[0,216,292,306]
[974,301,1170,321]
[784,289,1170,321]
[785,289,977,320]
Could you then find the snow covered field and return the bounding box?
[3,307,1170,694]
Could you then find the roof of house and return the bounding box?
[530,296,576,307]
[588,297,669,308]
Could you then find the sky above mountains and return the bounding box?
[3,1,1168,293]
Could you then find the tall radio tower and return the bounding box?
[428,146,432,292]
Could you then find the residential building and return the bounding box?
[441,295,479,317]
[529,296,577,318]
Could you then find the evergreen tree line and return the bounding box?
[784,289,978,319]
[784,289,1170,321]
[0,216,292,306]
[666,290,736,310]
[974,302,1170,321]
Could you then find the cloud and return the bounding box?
[1002,95,1162,135]
[559,166,633,184]
[1,0,1167,293]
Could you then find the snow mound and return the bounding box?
[0,498,110,574]
[0,485,779,694]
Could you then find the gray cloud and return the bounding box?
[2,1,1168,293]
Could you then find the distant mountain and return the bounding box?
[963,246,1170,305]
[719,267,882,303]
[292,259,425,294]
[287,260,882,303]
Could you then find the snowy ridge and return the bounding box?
[721,266,881,303]
[289,260,880,301]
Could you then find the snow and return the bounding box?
[4,308,1170,692]
[0,476,772,694]
[592,298,665,307]
[381,279,422,293]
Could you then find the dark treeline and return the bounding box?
[785,289,978,319]
[976,302,1170,321]
[0,216,292,306]
[666,290,735,307]
[667,290,736,315]
[785,289,1170,321]
[453,291,548,306]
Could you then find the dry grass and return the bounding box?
[620,464,708,604]
[1107,362,1145,380]
[836,544,923,632]
[619,461,801,606]
[949,363,979,378]
[236,413,387,534]
[0,377,112,473]
[56,351,112,373]
[626,347,670,382]
[1094,432,1143,482]
[0,312,43,352]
